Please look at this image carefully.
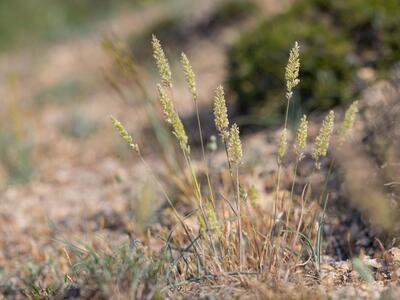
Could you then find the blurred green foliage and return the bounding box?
[228,0,400,120]
[61,112,98,139]
[34,80,86,107]
[0,0,137,51]
[129,0,256,62]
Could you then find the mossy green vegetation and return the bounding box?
[0,0,135,51]
[228,0,400,119]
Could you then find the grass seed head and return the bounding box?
[339,100,359,144]
[249,185,258,207]
[295,115,308,160]
[228,123,243,165]
[157,84,189,152]
[285,41,300,99]
[180,52,197,100]
[278,128,288,164]
[152,35,172,88]
[205,201,221,238]
[111,116,139,153]
[312,110,335,168]
[213,85,229,139]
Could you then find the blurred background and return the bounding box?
[0,0,399,277]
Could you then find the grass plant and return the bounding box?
[110,37,359,291]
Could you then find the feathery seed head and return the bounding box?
[197,212,206,233]
[277,128,288,164]
[111,116,139,153]
[152,35,172,88]
[228,123,243,165]
[312,110,335,169]
[295,115,308,160]
[205,201,221,238]
[285,41,300,99]
[339,101,359,144]
[213,85,229,138]
[158,84,174,123]
[180,53,197,100]
[157,84,189,152]
[249,185,258,207]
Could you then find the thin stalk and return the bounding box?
[272,95,291,237]
[316,194,329,272]
[236,167,243,271]
[182,149,222,272]
[286,159,300,227]
[319,157,335,205]
[222,139,243,271]
[283,97,291,129]
[136,151,204,268]
[193,96,216,205]
[273,165,282,228]
[165,85,221,272]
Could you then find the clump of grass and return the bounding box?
[110,37,359,293]
[0,241,168,299]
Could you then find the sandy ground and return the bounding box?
[0,0,291,271]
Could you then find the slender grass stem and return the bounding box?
[272,94,291,238]
[182,149,222,272]
[286,159,300,227]
[236,167,243,271]
[193,98,216,205]
[319,157,335,205]
[222,139,243,271]
[136,151,204,268]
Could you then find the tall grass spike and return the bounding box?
[295,115,308,160]
[285,41,300,99]
[312,110,335,168]
[180,53,197,100]
[339,101,359,143]
[213,85,229,138]
[278,128,288,164]
[111,116,139,153]
[152,35,172,88]
[228,123,243,165]
[157,84,189,152]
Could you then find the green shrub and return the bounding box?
[228,0,400,119]
[129,0,256,62]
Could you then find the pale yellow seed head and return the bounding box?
[312,110,335,168]
[277,128,288,164]
[213,85,229,138]
[180,52,197,100]
[157,84,189,152]
[197,211,206,233]
[249,185,258,207]
[339,101,359,144]
[152,35,172,88]
[111,116,139,153]
[285,41,300,99]
[228,123,243,165]
[205,201,221,238]
[295,115,308,160]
